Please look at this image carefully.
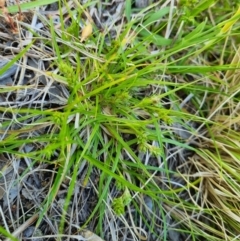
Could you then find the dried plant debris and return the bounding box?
[0,0,25,33]
[0,59,17,85]
[80,230,106,241]
[0,154,13,200]
[135,0,150,8]
[0,1,236,241]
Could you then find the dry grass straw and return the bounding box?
[1,1,240,241]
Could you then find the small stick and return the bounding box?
[4,213,39,241]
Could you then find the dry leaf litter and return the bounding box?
[0,1,210,241]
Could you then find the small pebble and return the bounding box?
[23,226,43,241]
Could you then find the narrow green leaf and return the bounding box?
[136,27,172,46]
[0,226,19,241]
[125,0,132,22]
[0,42,33,76]
[7,0,59,13]
[143,7,170,27]
[191,0,217,17]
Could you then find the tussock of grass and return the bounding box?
[0,0,240,241]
